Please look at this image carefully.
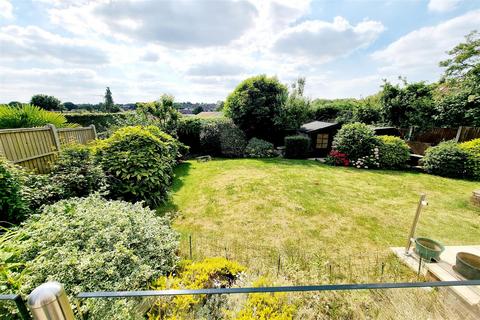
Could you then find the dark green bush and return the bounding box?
[333,123,380,161]
[284,135,310,159]
[219,122,247,158]
[422,141,471,178]
[64,112,129,132]
[50,144,108,198]
[0,159,29,224]
[94,126,178,207]
[3,195,178,318]
[199,121,222,156]
[177,117,204,153]
[244,138,276,158]
[378,136,410,169]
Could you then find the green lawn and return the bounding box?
[163,159,479,262]
[159,159,480,318]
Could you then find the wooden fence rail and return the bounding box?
[0,124,97,173]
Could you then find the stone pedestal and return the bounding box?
[472,190,480,206]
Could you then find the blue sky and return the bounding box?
[0,0,479,103]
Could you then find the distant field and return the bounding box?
[159,159,480,319]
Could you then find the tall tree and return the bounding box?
[380,78,435,129]
[436,30,480,126]
[104,87,115,112]
[440,30,479,85]
[224,75,288,141]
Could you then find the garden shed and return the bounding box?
[299,121,340,157]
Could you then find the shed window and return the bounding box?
[316,133,329,149]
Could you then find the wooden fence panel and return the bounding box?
[0,125,96,173]
[58,126,96,146]
[457,126,480,143]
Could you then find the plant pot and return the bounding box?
[415,237,444,262]
[454,252,480,280]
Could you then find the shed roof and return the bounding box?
[299,121,338,133]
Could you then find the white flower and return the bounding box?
[357,165,360,168]
[365,166,368,169]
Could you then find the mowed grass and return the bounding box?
[160,158,479,281]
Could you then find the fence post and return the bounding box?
[455,126,463,142]
[27,282,74,320]
[46,124,61,152]
[90,124,98,139]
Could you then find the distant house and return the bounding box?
[299,121,340,157]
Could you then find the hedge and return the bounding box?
[284,135,310,159]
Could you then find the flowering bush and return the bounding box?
[351,147,380,169]
[325,150,349,166]
[148,257,245,319]
[235,277,296,320]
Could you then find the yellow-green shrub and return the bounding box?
[235,277,296,320]
[148,257,245,319]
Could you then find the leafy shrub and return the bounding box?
[284,135,310,159]
[3,195,178,318]
[148,257,245,319]
[377,136,410,169]
[332,123,380,161]
[199,120,223,156]
[224,75,288,140]
[244,138,276,158]
[0,159,29,224]
[459,139,480,179]
[422,140,471,178]
[94,126,178,207]
[21,173,63,213]
[219,122,247,158]
[459,138,480,155]
[177,117,204,153]
[198,118,246,157]
[64,112,129,133]
[0,104,76,129]
[50,144,108,198]
[235,277,296,320]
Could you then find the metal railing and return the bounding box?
[78,279,480,298]
[4,280,480,319]
[0,294,30,320]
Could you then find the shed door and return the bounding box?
[316,133,329,149]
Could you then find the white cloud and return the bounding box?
[0,0,13,19]
[49,0,258,48]
[0,25,109,65]
[0,67,102,102]
[428,0,462,12]
[372,10,480,80]
[272,17,384,62]
[187,61,248,77]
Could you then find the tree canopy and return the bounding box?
[224,75,288,140]
[30,94,62,111]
